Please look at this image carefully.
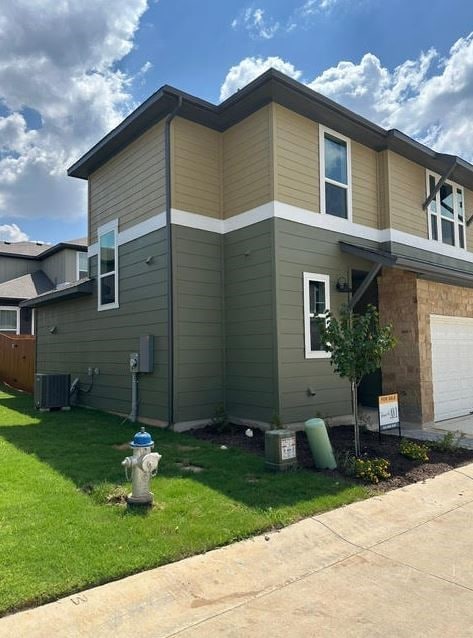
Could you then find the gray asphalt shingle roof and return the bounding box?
[0,270,54,300]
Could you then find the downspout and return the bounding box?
[165,95,183,428]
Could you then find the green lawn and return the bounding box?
[0,385,368,616]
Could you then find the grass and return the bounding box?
[0,385,368,616]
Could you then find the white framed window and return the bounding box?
[303,273,330,359]
[0,306,19,334]
[76,251,88,280]
[320,125,352,221]
[98,220,119,311]
[426,172,466,249]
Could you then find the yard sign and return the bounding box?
[378,393,401,440]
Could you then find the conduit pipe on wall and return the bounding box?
[165,95,183,428]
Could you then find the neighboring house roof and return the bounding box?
[20,278,93,308]
[0,237,87,260]
[0,241,50,257]
[67,68,473,192]
[0,270,54,301]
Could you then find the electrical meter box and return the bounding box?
[139,335,154,373]
[264,430,297,471]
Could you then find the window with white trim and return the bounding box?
[0,307,19,333]
[98,221,119,311]
[77,251,88,280]
[320,126,352,220]
[427,172,466,249]
[303,273,330,359]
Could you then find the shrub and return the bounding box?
[430,431,461,453]
[353,457,391,484]
[210,403,232,433]
[399,439,430,462]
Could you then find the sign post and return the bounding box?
[378,393,401,442]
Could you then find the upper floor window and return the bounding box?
[303,272,330,359]
[98,220,119,311]
[427,173,466,249]
[77,252,88,280]
[0,307,19,333]
[320,126,352,220]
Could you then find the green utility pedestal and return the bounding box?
[305,418,337,470]
[265,430,297,471]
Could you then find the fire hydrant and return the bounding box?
[121,427,162,505]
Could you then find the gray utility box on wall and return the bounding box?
[34,373,71,410]
[265,430,297,471]
[139,335,154,373]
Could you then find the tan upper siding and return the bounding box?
[387,150,427,238]
[172,117,222,218]
[89,121,165,244]
[351,141,378,228]
[223,105,273,218]
[377,151,390,229]
[273,104,318,212]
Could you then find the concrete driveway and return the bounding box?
[2,465,473,637]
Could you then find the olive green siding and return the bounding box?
[224,220,278,422]
[88,121,166,244]
[274,218,376,423]
[36,230,169,421]
[172,225,224,422]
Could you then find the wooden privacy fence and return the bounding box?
[0,333,35,393]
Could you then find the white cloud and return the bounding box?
[231,7,280,40]
[0,0,149,222]
[220,33,473,162]
[220,57,302,102]
[0,223,29,242]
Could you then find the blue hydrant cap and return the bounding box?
[130,427,154,448]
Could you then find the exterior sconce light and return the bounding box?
[49,325,57,334]
[336,276,352,294]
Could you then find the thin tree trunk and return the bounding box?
[351,381,360,457]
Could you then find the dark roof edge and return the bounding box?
[67,67,473,185]
[20,279,93,308]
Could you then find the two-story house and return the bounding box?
[23,69,473,429]
[0,238,87,335]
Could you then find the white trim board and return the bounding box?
[88,202,473,266]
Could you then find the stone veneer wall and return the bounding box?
[379,268,473,424]
[378,269,422,422]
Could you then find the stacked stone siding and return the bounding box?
[378,268,473,423]
[378,269,422,421]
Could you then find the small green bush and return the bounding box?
[353,457,391,484]
[430,431,460,453]
[399,439,430,462]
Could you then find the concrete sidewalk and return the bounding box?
[3,467,473,638]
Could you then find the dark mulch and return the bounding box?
[190,423,473,492]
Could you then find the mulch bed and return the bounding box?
[190,423,473,492]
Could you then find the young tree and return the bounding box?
[318,304,396,456]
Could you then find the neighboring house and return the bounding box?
[23,69,473,429]
[0,239,87,335]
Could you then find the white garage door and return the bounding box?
[431,315,473,422]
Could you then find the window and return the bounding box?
[303,273,330,359]
[320,126,352,220]
[427,172,466,249]
[77,252,88,280]
[98,221,119,310]
[0,307,19,333]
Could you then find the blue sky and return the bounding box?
[1,0,473,244]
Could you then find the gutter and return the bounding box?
[165,95,183,429]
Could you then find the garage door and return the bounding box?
[431,315,473,422]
